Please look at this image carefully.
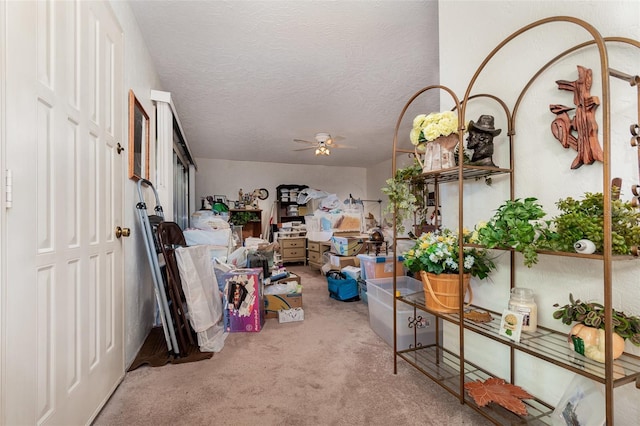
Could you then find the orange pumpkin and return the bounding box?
[569,324,625,363]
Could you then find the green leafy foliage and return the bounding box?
[381,160,426,234]
[231,211,260,227]
[476,198,558,267]
[553,293,640,346]
[552,192,640,255]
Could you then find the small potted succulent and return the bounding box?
[553,293,640,363]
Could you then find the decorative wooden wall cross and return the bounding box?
[550,65,604,169]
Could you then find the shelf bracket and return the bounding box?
[609,68,640,86]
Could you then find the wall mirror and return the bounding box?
[128,89,150,181]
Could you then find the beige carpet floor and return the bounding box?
[94,265,490,425]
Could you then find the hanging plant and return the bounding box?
[381,159,427,234]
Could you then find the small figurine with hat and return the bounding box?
[467,115,502,167]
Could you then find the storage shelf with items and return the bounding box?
[398,291,640,388]
[276,184,309,224]
[389,16,640,425]
[229,209,262,239]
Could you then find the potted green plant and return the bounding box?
[476,197,558,267]
[550,192,640,255]
[231,210,261,227]
[402,228,496,313]
[553,293,640,362]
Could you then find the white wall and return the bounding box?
[109,0,164,367]
[194,158,368,233]
[439,1,639,422]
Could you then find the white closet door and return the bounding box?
[2,1,124,424]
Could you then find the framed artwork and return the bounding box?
[128,89,150,181]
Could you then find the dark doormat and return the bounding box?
[128,326,213,371]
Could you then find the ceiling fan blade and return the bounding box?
[293,139,315,144]
[332,143,357,149]
[292,147,316,151]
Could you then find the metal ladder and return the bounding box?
[135,178,180,355]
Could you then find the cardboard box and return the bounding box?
[278,307,304,323]
[329,254,360,270]
[222,268,265,332]
[330,236,365,256]
[264,292,303,319]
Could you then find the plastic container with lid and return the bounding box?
[508,287,538,332]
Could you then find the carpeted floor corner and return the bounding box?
[93,265,490,425]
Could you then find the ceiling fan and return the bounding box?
[293,132,356,156]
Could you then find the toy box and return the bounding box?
[222,268,265,332]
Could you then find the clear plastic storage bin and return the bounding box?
[357,253,405,280]
[366,276,440,350]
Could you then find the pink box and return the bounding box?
[222,268,265,332]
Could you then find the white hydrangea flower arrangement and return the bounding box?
[410,111,459,148]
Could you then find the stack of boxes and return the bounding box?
[328,235,365,269]
[263,272,303,321]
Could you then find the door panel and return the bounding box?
[2,1,124,424]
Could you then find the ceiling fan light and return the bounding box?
[315,145,330,156]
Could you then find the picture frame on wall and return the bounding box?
[128,89,150,181]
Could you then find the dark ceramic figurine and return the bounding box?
[467,115,502,167]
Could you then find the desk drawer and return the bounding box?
[281,238,305,249]
[308,251,321,263]
[308,241,320,251]
[283,247,306,259]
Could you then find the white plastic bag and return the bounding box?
[175,245,227,352]
[228,246,249,268]
[184,228,232,247]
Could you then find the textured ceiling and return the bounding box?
[128,0,440,168]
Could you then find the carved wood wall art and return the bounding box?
[550,65,604,169]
